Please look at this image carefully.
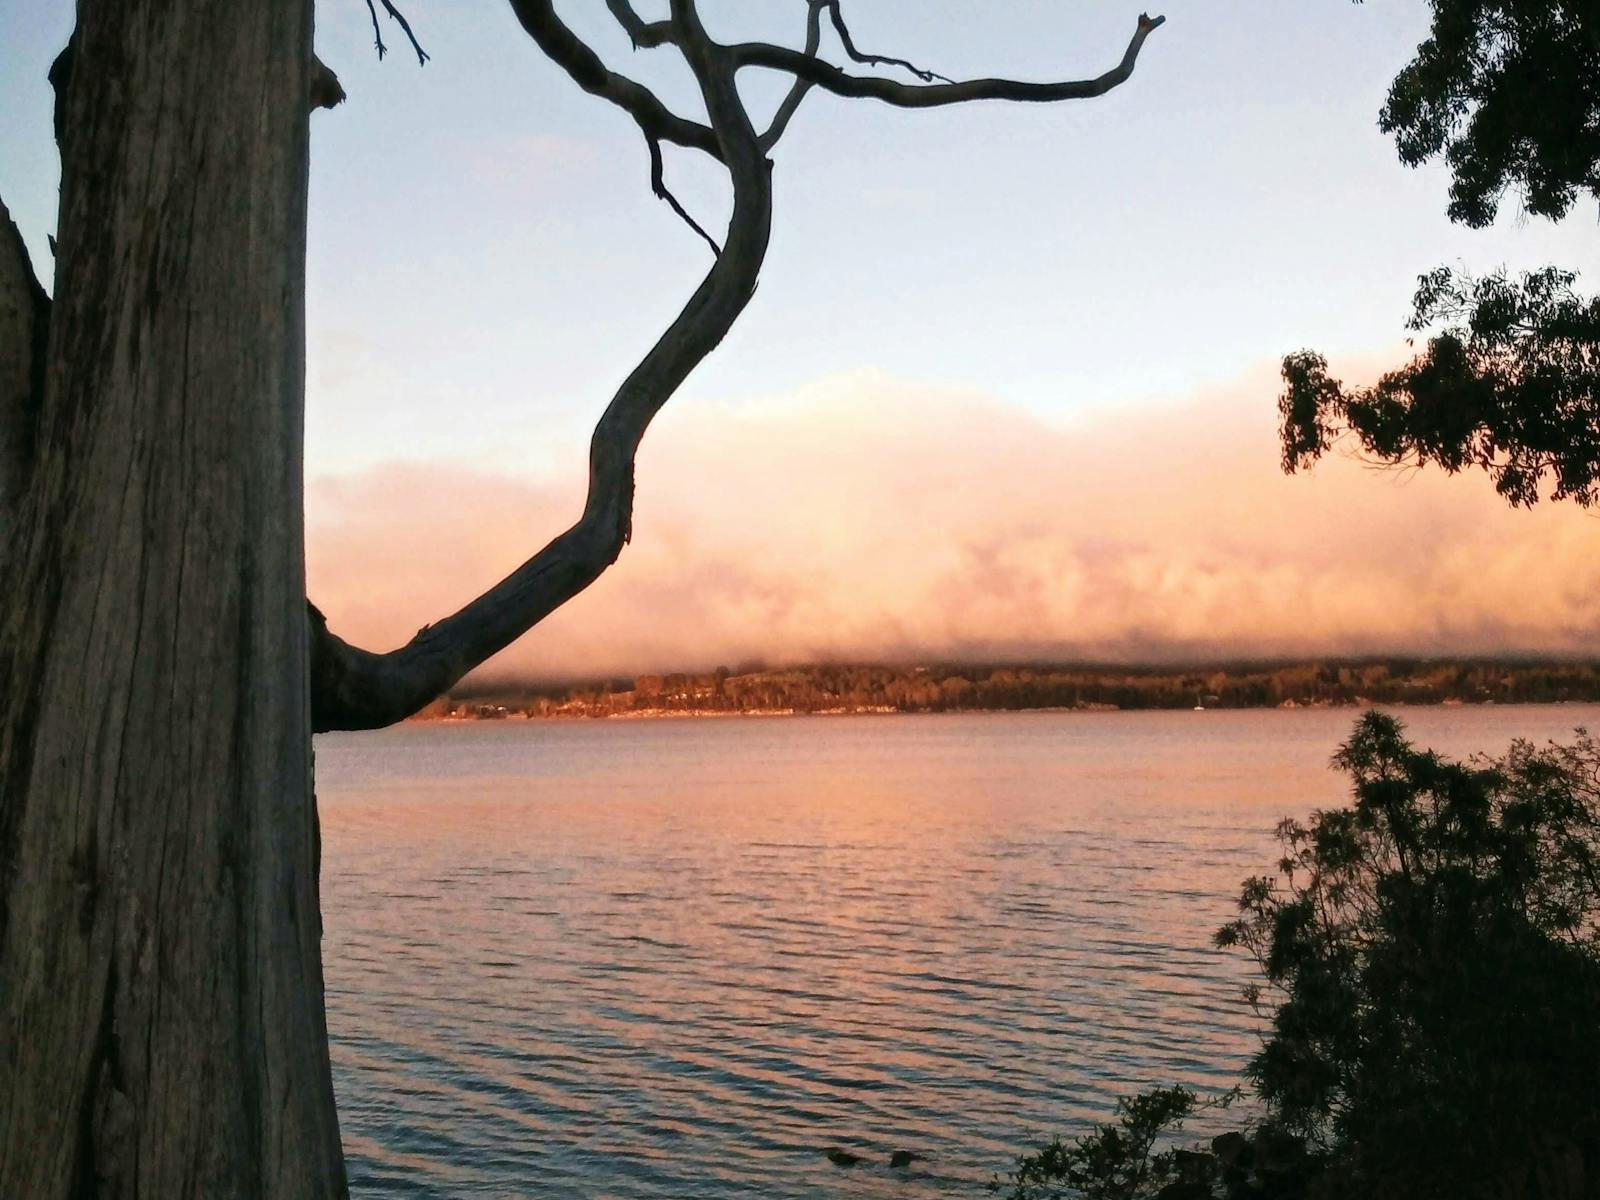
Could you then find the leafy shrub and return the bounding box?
[990,1086,1204,1200]
[1001,713,1600,1198]
[1215,712,1600,1196]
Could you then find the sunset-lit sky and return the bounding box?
[3,2,1597,678]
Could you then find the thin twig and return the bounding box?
[646,133,721,258]
[364,0,387,60]
[365,0,430,66]
[824,0,954,84]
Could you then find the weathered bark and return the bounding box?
[0,0,345,1195]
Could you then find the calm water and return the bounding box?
[315,705,1600,1198]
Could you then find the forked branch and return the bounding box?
[309,6,1167,730]
[760,0,826,152]
[364,0,430,66]
[821,1,954,85]
[311,4,770,731]
[505,0,722,160]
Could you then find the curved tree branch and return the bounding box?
[734,11,1165,107]
[310,5,1169,730]
[311,197,765,727]
[505,0,722,160]
[311,1,771,732]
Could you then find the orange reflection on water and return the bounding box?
[316,706,1600,1197]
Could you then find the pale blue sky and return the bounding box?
[2,1,1595,480]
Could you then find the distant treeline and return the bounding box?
[425,659,1600,720]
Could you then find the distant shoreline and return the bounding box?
[407,662,1600,722]
[401,698,1600,727]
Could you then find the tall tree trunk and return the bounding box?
[0,0,346,1195]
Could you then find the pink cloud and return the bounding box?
[306,362,1600,682]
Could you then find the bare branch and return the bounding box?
[646,133,721,257]
[759,0,826,152]
[309,173,767,727]
[379,0,429,65]
[734,12,1166,108]
[364,0,430,66]
[312,0,777,730]
[506,0,723,161]
[364,0,386,60]
[823,1,954,85]
[605,0,676,49]
[310,5,1170,729]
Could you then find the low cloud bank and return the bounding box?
[307,365,1600,682]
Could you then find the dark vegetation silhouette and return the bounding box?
[996,715,1600,1200]
[992,1085,1221,1200]
[0,3,1169,1195]
[1279,0,1600,505]
[1216,715,1600,1196]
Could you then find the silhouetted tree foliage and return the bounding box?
[1216,713,1600,1194]
[1002,715,1600,1198]
[1281,267,1600,505]
[991,1086,1208,1200]
[1374,1,1599,228]
[1280,0,1600,504]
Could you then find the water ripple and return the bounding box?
[317,705,1600,1197]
